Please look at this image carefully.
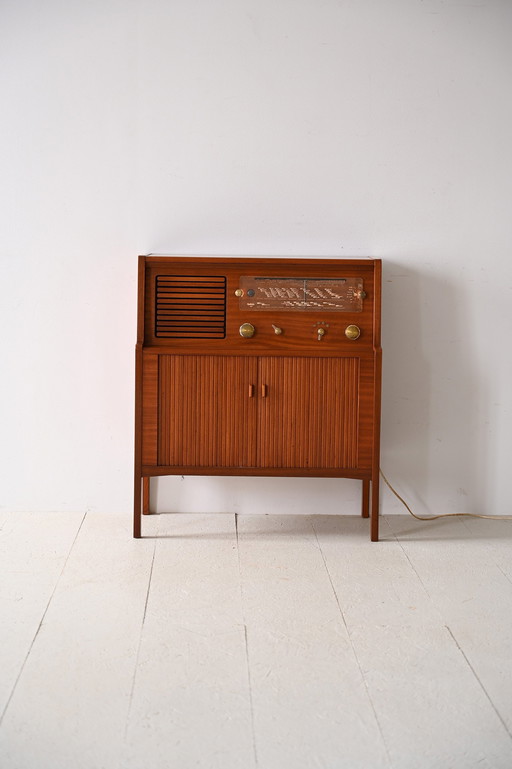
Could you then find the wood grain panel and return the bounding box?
[357,359,377,471]
[158,355,257,468]
[141,354,158,466]
[258,357,359,470]
[144,257,376,350]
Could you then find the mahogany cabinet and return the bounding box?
[134,256,382,540]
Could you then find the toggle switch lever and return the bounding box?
[317,328,325,341]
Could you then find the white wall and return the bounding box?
[1,0,511,517]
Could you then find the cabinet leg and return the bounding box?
[361,479,370,518]
[370,474,380,542]
[134,474,142,538]
[143,477,150,515]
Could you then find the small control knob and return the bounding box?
[317,328,325,341]
[239,322,255,338]
[272,324,283,335]
[345,324,361,340]
[234,288,244,297]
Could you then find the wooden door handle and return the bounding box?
[261,384,267,398]
[248,384,255,398]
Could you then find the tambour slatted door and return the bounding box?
[257,357,361,470]
[157,355,257,468]
[134,256,382,541]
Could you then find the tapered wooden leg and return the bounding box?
[361,479,370,518]
[134,474,142,538]
[370,474,380,542]
[143,477,150,515]
[371,345,382,542]
[134,341,143,538]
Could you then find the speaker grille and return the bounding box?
[155,275,227,338]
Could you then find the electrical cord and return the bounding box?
[380,469,512,522]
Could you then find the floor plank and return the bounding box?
[237,514,389,769]
[386,514,512,744]
[459,516,512,583]
[314,514,512,769]
[0,512,157,769]
[0,511,84,720]
[123,513,256,769]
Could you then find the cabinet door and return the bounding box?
[158,355,257,468]
[258,357,362,470]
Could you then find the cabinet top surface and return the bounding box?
[141,255,380,267]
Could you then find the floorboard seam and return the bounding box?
[311,519,392,767]
[124,533,158,739]
[386,521,433,600]
[235,513,259,768]
[445,625,512,742]
[495,563,512,587]
[0,510,88,726]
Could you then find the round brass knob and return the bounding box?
[234,288,244,297]
[239,322,255,338]
[345,324,361,340]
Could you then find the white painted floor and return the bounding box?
[1,511,512,769]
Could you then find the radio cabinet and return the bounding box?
[134,256,382,540]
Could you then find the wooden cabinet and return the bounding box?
[135,256,382,540]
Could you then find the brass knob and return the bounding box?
[239,322,255,338]
[317,328,325,341]
[272,324,282,335]
[234,288,244,297]
[345,324,361,340]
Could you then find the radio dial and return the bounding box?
[345,324,361,340]
[239,322,255,338]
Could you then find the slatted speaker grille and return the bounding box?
[155,275,227,338]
